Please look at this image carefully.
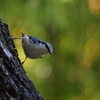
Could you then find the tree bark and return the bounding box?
[0,20,43,100]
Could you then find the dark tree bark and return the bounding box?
[0,20,43,100]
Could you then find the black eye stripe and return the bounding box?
[45,44,49,50]
[45,43,51,53]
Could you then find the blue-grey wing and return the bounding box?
[29,36,41,44]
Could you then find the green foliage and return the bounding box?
[1,0,100,100]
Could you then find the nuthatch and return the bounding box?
[13,33,53,64]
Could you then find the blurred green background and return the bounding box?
[1,0,100,100]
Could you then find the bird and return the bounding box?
[21,33,53,64]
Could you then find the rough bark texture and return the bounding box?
[0,20,43,100]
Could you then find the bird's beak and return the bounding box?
[50,52,53,55]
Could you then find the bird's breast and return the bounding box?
[22,40,48,59]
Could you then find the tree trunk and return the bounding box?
[0,20,43,100]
